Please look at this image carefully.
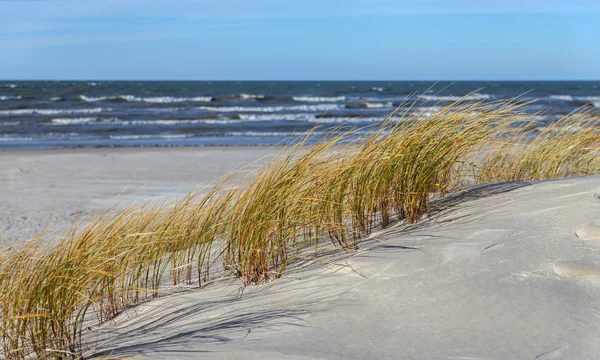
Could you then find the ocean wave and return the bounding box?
[238,113,317,121]
[310,116,385,124]
[226,131,310,137]
[49,117,100,125]
[371,87,384,92]
[594,102,600,108]
[121,119,240,125]
[79,95,212,103]
[549,95,600,105]
[0,96,22,101]
[240,93,265,99]
[46,117,239,126]
[346,101,393,109]
[577,96,600,101]
[292,96,346,102]
[0,108,108,116]
[0,121,20,126]
[0,135,33,142]
[108,134,192,140]
[50,97,65,101]
[420,93,492,101]
[197,104,341,112]
[0,84,18,89]
[549,95,573,101]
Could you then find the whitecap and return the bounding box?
[0,96,22,101]
[371,87,384,92]
[240,93,265,99]
[50,117,99,125]
[364,102,393,108]
[238,113,317,121]
[310,116,384,124]
[420,93,492,101]
[0,108,108,116]
[109,134,191,140]
[549,95,573,101]
[79,95,212,103]
[574,96,600,101]
[0,135,33,142]
[293,96,346,102]
[197,104,341,112]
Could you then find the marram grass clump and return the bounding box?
[0,100,598,359]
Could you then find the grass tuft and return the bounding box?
[0,100,598,359]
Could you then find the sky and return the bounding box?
[0,0,599,80]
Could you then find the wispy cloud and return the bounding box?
[1,0,598,47]
[1,0,599,24]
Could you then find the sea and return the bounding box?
[0,81,598,149]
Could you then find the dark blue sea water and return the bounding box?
[0,81,598,149]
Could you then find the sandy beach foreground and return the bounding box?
[0,147,278,247]
[2,148,599,359]
[82,174,600,359]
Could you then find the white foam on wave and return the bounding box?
[311,116,384,124]
[0,108,107,116]
[371,87,384,92]
[80,95,212,103]
[225,131,318,137]
[121,119,239,125]
[549,95,573,101]
[574,96,600,102]
[1,84,18,89]
[292,96,346,102]
[197,104,341,112]
[0,121,20,126]
[109,134,192,140]
[549,95,600,103]
[240,93,265,99]
[50,117,99,125]
[46,117,239,126]
[420,93,492,101]
[50,97,63,101]
[364,102,393,108]
[238,113,317,121]
[0,96,22,101]
[594,102,600,108]
[0,135,33,142]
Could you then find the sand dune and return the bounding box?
[80,175,600,359]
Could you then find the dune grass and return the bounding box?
[0,100,598,359]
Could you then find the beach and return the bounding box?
[0,147,277,247]
[1,146,599,359]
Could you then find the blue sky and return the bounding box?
[1,0,599,80]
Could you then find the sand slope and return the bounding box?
[85,175,600,359]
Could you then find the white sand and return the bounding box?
[82,175,600,359]
[2,149,600,359]
[0,147,277,246]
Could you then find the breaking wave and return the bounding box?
[79,95,212,103]
[0,108,108,116]
[292,96,346,102]
[197,104,342,112]
[420,93,492,101]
